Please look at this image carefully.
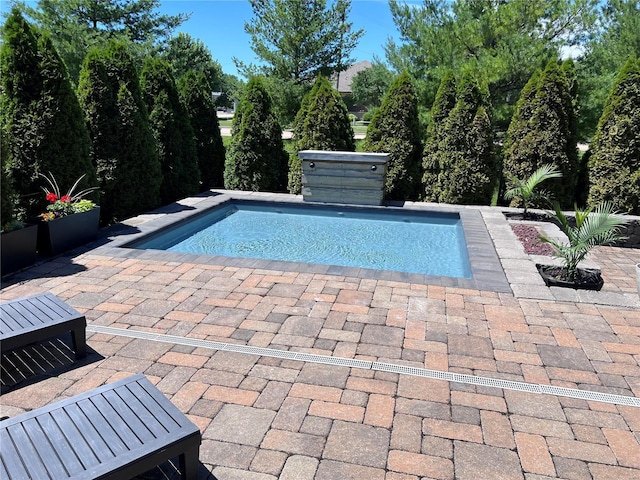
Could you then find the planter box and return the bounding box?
[1,224,39,274]
[37,207,100,256]
[536,264,604,291]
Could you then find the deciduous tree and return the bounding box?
[351,60,395,110]
[164,32,223,92]
[17,0,187,84]
[386,0,596,129]
[236,0,363,124]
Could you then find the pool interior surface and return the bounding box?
[129,201,472,279]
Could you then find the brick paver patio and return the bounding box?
[1,194,639,480]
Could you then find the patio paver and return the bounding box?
[1,192,639,479]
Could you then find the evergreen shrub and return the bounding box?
[0,9,95,217]
[224,76,288,192]
[77,41,162,222]
[503,60,578,207]
[141,57,200,204]
[363,71,422,200]
[179,71,226,189]
[288,76,355,194]
[588,58,640,214]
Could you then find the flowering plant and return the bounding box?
[39,172,98,222]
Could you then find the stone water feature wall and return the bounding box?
[299,150,389,206]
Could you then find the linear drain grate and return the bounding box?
[372,362,640,407]
[87,325,640,407]
[293,353,372,369]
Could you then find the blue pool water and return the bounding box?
[133,202,472,278]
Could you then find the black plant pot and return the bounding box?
[1,224,39,274]
[37,207,100,256]
[537,264,604,291]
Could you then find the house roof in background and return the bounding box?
[333,60,372,93]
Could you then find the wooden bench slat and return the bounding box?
[64,402,117,464]
[0,429,29,480]
[116,384,171,438]
[78,397,135,455]
[49,408,101,474]
[0,304,34,332]
[89,393,147,450]
[22,416,72,479]
[102,389,158,444]
[9,300,55,328]
[33,297,69,323]
[38,410,95,475]
[129,381,183,430]
[5,423,53,479]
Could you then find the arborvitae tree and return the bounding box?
[435,72,495,205]
[224,76,288,191]
[503,60,578,207]
[178,70,226,189]
[0,9,95,217]
[422,71,457,201]
[362,71,422,200]
[77,41,161,222]
[588,57,640,214]
[141,58,199,204]
[1,129,15,227]
[288,76,355,194]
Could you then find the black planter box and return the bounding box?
[1,224,39,274]
[537,264,604,291]
[37,207,100,256]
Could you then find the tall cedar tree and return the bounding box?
[288,76,355,194]
[0,9,95,217]
[363,71,422,200]
[423,71,457,201]
[1,129,15,226]
[435,72,495,205]
[224,76,288,191]
[178,70,226,189]
[77,41,161,222]
[141,58,199,204]
[503,60,578,207]
[588,57,640,214]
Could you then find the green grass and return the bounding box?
[219,119,233,128]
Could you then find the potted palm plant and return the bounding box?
[36,172,100,256]
[536,201,628,290]
[504,164,562,220]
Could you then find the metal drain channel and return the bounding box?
[87,325,640,407]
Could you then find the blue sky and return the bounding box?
[158,0,406,78]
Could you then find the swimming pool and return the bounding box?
[129,201,472,278]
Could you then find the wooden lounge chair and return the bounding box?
[0,373,201,480]
[0,292,86,359]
